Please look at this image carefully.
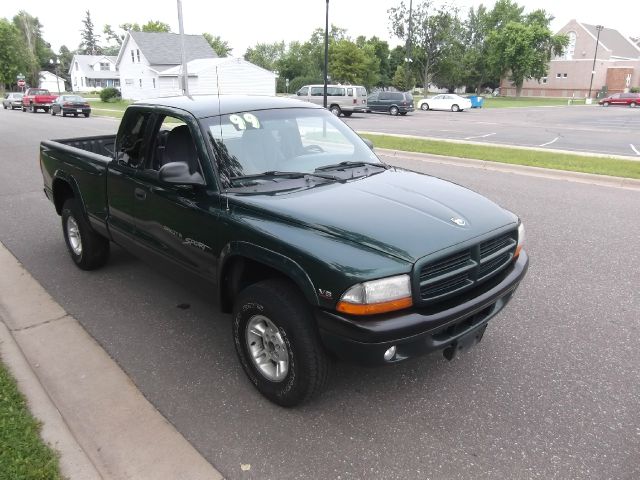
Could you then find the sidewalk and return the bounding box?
[0,241,222,480]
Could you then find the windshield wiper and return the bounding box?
[314,161,389,172]
[229,170,341,185]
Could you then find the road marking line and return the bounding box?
[464,133,497,140]
[631,144,640,156]
[539,137,560,147]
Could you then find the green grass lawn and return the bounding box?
[0,359,63,480]
[362,133,640,179]
[91,99,131,113]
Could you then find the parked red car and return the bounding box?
[22,88,58,113]
[598,92,640,107]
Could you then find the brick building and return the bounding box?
[500,20,640,98]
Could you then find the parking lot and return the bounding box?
[1,106,639,479]
[343,104,640,158]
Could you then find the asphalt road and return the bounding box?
[343,104,640,158]
[1,108,639,479]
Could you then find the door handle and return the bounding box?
[134,188,147,201]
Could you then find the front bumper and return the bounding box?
[316,251,529,365]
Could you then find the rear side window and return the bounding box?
[379,92,390,100]
[116,110,153,167]
[390,93,404,101]
[327,87,345,96]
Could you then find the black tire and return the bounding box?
[30,104,37,113]
[630,102,637,108]
[61,198,110,270]
[43,107,50,113]
[84,112,90,118]
[2,105,6,110]
[22,106,26,112]
[51,109,56,116]
[603,102,609,107]
[62,112,66,117]
[329,105,341,116]
[420,103,429,111]
[74,113,78,117]
[389,106,399,116]
[342,111,352,117]
[400,112,407,116]
[451,104,460,112]
[232,279,330,407]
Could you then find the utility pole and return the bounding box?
[323,0,329,109]
[405,0,413,91]
[177,0,190,96]
[587,25,604,99]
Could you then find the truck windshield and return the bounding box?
[204,108,380,188]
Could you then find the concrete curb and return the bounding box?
[361,131,640,161]
[0,241,222,480]
[376,148,640,191]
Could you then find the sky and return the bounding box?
[5,0,638,57]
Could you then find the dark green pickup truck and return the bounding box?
[41,95,528,406]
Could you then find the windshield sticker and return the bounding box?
[229,113,262,131]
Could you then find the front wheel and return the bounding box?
[420,103,429,111]
[61,198,110,270]
[329,105,341,116]
[232,279,330,407]
[51,109,56,116]
[630,102,637,108]
[603,102,610,107]
[389,106,399,116]
[451,104,460,112]
[84,112,90,118]
[22,106,26,112]
[342,112,352,117]
[30,104,37,113]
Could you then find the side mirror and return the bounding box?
[362,138,374,150]
[159,162,205,186]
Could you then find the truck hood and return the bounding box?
[232,168,517,262]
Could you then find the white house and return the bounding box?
[157,58,277,97]
[69,55,120,92]
[115,31,217,100]
[38,71,67,93]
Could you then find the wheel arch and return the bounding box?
[218,241,319,313]
[52,174,82,216]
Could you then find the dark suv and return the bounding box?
[598,92,640,107]
[367,91,414,115]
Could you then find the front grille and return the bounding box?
[418,232,517,303]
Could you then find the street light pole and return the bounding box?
[405,0,413,91]
[323,0,329,109]
[587,25,604,99]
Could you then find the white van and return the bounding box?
[295,84,368,117]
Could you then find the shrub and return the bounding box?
[630,87,640,93]
[100,87,121,102]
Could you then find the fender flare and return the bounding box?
[218,241,319,307]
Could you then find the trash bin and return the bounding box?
[469,95,484,108]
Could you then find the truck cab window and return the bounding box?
[117,110,152,167]
[147,115,203,178]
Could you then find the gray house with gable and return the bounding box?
[115,31,217,100]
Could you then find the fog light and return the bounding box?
[383,346,397,361]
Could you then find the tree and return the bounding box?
[487,10,567,96]
[141,21,170,32]
[57,45,74,85]
[357,36,391,87]
[0,19,30,88]
[12,11,54,86]
[203,33,232,57]
[391,64,415,91]
[329,39,379,88]
[388,1,460,91]
[79,10,101,55]
[244,41,285,71]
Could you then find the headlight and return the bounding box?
[336,274,413,315]
[515,222,525,258]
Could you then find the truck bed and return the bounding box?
[50,135,116,158]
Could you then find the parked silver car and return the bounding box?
[3,92,24,110]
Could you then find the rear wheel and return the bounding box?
[420,103,429,111]
[630,102,637,108]
[51,109,56,116]
[30,104,37,113]
[389,106,399,116]
[84,112,90,118]
[329,105,341,116]
[342,111,352,117]
[232,279,330,407]
[74,113,78,117]
[603,102,610,107]
[61,198,110,270]
[451,104,460,112]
